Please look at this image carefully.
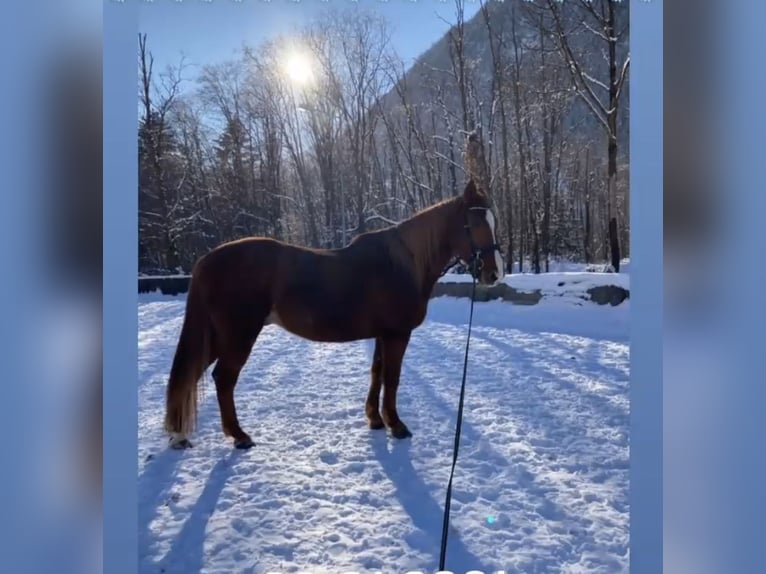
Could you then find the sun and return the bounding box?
[285,51,314,86]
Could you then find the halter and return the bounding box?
[461,206,503,276]
[437,206,503,278]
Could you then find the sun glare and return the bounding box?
[285,52,313,86]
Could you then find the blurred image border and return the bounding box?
[628,1,662,572]
[108,2,662,574]
[104,2,139,574]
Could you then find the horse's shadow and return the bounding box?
[138,445,184,567]
[139,448,237,574]
[369,433,489,573]
[158,453,237,574]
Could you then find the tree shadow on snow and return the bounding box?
[470,332,630,436]
[395,360,589,571]
[368,433,490,574]
[426,301,629,345]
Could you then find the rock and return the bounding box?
[587,285,629,306]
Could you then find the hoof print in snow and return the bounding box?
[319,451,339,465]
[165,492,181,506]
[169,438,193,450]
[234,438,255,450]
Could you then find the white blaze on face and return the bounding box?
[485,208,504,280]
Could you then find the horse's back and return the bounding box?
[271,234,425,341]
[193,233,426,342]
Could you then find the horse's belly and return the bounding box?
[269,280,424,342]
[269,303,374,343]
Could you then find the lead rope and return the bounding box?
[438,260,478,571]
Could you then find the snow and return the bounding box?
[138,283,629,574]
[138,273,191,279]
[506,258,631,275]
[440,271,629,293]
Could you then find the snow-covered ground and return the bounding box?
[138,283,630,574]
[506,258,631,275]
[440,270,629,293]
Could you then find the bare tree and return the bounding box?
[545,0,629,271]
[479,0,515,273]
[138,33,190,271]
[137,3,629,275]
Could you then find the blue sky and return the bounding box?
[138,0,482,86]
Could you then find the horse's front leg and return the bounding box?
[365,338,385,429]
[380,332,413,439]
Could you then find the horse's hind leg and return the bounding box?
[365,338,385,430]
[212,322,262,450]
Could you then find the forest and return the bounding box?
[138,0,629,275]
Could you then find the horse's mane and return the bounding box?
[388,195,463,289]
[348,135,490,290]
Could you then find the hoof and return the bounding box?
[368,418,385,430]
[169,436,193,450]
[391,425,413,440]
[234,437,255,450]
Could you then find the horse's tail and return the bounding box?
[163,269,213,438]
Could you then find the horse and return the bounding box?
[163,178,504,450]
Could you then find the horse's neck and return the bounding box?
[397,200,459,295]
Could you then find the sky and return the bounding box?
[138,0,482,88]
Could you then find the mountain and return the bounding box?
[378,0,629,162]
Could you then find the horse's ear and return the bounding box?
[463,178,486,203]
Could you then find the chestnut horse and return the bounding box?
[164,179,503,449]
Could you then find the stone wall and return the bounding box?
[431,281,628,306]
